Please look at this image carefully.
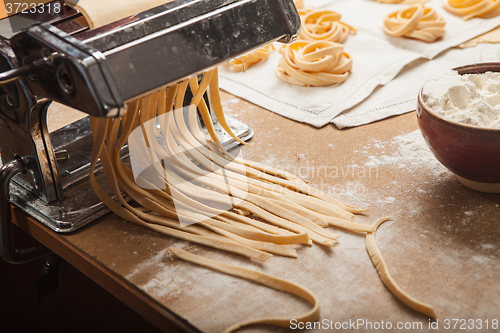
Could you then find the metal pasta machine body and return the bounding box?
[0,0,300,263]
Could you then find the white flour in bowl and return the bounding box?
[422,69,500,129]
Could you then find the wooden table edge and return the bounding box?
[11,206,201,333]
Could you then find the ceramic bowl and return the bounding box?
[417,63,500,193]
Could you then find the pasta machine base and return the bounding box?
[0,0,298,262]
[7,113,253,233]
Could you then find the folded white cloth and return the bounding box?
[219,0,500,127]
[332,44,500,128]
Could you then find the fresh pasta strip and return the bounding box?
[167,96,363,215]
[366,217,438,319]
[276,40,352,87]
[161,120,339,244]
[228,44,275,72]
[202,218,311,245]
[88,116,273,262]
[162,126,334,232]
[443,0,500,20]
[167,104,365,221]
[383,5,446,42]
[298,9,356,43]
[198,222,298,257]
[166,247,320,333]
[88,66,377,262]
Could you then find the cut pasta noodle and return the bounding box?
[443,0,500,20]
[298,9,356,43]
[366,217,438,319]
[276,40,352,86]
[88,67,373,263]
[75,0,437,323]
[166,247,320,333]
[383,5,446,42]
[227,44,275,72]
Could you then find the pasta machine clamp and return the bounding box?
[0,0,301,263]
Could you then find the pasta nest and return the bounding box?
[276,40,352,87]
[228,44,275,72]
[443,0,500,20]
[383,5,446,42]
[298,9,357,43]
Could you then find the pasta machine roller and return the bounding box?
[0,0,301,263]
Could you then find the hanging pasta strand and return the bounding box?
[89,68,374,264]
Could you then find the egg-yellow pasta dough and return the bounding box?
[167,247,321,333]
[383,5,446,42]
[227,44,275,72]
[276,40,352,87]
[298,9,356,43]
[366,218,437,319]
[443,0,500,20]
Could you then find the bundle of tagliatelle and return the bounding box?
[443,0,500,20]
[383,5,446,42]
[276,40,353,86]
[276,8,355,87]
[298,9,356,43]
[226,7,356,87]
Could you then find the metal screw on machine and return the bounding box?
[55,149,69,163]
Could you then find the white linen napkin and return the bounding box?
[332,43,500,128]
[219,0,500,128]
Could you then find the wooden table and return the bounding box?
[11,91,500,333]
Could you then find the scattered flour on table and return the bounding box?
[126,250,166,280]
[225,98,240,105]
[384,197,396,204]
[364,129,448,178]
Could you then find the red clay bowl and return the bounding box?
[417,63,500,193]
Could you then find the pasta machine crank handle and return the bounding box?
[0,156,52,264]
[0,52,60,84]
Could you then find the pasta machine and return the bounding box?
[0,0,300,263]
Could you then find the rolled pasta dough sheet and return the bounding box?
[66,0,173,28]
